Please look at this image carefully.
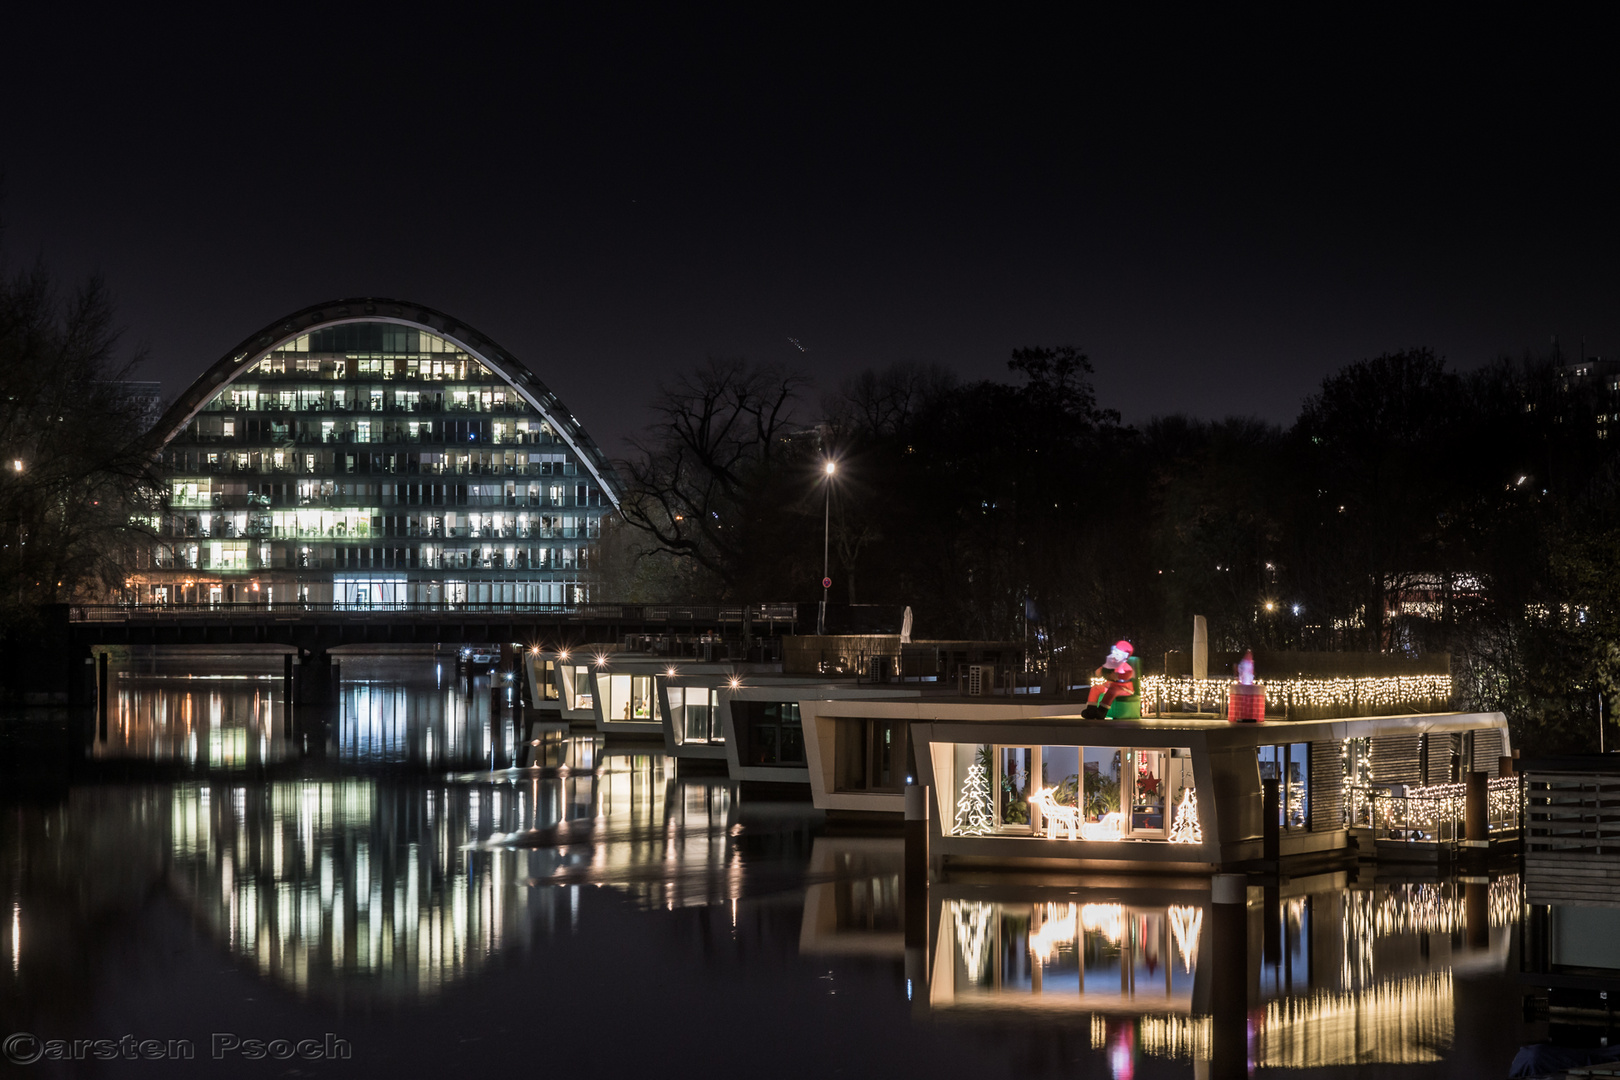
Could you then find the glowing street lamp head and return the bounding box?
[666,666,678,678]
[824,461,837,477]
[10,460,22,472]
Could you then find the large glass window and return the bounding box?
[668,687,722,744]
[735,701,804,766]
[946,743,1193,842]
[835,719,908,793]
[1126,749,1167,836]
[1083,748,1122,827]
[998,746,1034,829]
[598,673,654,722]
[568,665,593,710]
[1257,743,1310,829]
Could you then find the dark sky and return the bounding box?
[3,8,1616,454]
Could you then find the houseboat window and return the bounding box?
[998,746,1034,830]
[1083,748,1122,826]
[668,686,686,743]
[598,673,654,722]
[568,665,593,710]
[541,659,558,700]
[1041,746,1081,815]
[835,719,908,793]
[735,701,805,766]
[1343,736,1372,825]
[1126,750,1168,836]
[670,688,721,744]
[1257,743,1310,829]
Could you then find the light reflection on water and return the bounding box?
[2,656,1543,1077]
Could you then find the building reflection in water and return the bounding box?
[163,741,737,1001]
[99,675,294,768]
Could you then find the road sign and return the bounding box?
[822,577,832,589]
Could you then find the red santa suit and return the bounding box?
[1087,640,1136,708]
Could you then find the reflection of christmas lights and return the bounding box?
[1081,902,1125,945]
[1168,904,1201,972]
[1256,972,1454,1067]
[1027,902,1078,961]
[953,901,995,980]
[1138,1014,1210,1060]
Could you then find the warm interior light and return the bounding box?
[666,667,678,677]
[728,677,741,689]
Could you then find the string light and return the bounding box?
[1099,674,1454,713]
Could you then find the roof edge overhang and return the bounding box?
[146,298,623,508]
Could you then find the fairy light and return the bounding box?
[1099,674,1455,714]
[1374,777,1520,834]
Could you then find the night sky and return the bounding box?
[4,9,1616,454]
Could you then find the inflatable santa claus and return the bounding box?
[1081,640,1135,719]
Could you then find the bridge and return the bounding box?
[21,603,805,705]
[67,601,800,650]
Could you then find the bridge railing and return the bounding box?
[68,602,801,623]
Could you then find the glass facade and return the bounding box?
[129,320,616,606]
[947,743,1195,841]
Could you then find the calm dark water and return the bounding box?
[0,656,1542,1078]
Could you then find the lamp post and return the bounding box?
[818,460,836,635]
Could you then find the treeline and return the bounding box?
[611,347,1620,753]
[0,259,154,646]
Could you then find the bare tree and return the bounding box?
[616,358,811,589]
[0,260,157,631]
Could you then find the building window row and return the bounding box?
[137,541,589,572]
[182,414,563,444]
[163,448,593,480]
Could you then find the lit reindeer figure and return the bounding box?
[1028,786,1082,841]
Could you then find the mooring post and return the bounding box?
[1262,777,1280,869]
[1465,770,1488,850]
[1210,873,1248,1080]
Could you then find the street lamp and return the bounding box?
[819,460,837,635]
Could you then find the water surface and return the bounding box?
[0,656,1545,1077]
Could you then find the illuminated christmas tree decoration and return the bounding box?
[1169,786,1202,843]
[954,761,995,836]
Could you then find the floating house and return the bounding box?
[799,650,1513,870]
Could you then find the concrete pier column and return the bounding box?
[1210,873,1249,1080]
[96,651,110,741]
[904,784,929,922]
[904,784,930,1005]
[96,651,109,716]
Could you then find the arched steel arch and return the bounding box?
[148,298,623,508]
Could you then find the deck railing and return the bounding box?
[1372,777,1523,845]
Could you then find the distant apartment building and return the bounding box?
[128,300,621,607]
[1556,356,1620,438]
